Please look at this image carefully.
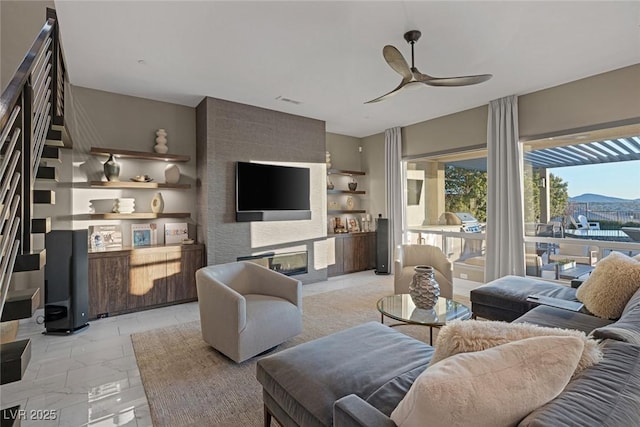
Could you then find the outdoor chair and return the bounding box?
[577,214,601,230]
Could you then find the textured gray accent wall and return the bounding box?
[196,97,327,283]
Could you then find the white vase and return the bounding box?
[154,129,168,154]
[164,164,180,184]
[151,192,164,213]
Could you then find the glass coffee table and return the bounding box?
[376,294,472,344]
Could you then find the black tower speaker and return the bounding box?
[44,230,90,334]
[375,218,390,274]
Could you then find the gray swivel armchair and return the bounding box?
[394,244,453,299]
[196,261,302,363]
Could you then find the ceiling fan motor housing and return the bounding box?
[404,30,422,44]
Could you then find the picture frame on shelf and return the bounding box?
[131,223,157,247]
[347,217,360,233]
[89,225,122,251]
[165,222,189,244]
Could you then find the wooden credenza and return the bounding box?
[328,232,376,277]
[88,243,205,319]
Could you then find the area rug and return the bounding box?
[132,280,468,426]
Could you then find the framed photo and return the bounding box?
[131,223,157,247]
[165,223,188,244]
[347,217,360,232]
[89,225,122,251]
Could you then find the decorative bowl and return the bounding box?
[131,175,152,182]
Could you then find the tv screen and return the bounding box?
[236,162,310,219]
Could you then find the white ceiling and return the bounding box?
[54,1,640,138]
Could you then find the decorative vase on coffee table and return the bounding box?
[409,265,440,309]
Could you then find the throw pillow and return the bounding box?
[576,251,640,319]
[391,336,584,427]
[430,319,602,375]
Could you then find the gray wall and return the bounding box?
[0,1,54,91]
[326,133,361,171]
[519,64,640,139]
[196,97,327,284]
[67,85,197,246]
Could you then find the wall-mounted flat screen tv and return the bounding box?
[236,162,311,222]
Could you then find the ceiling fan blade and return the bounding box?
[365,78,411,104]
[382,45,412,79]
[423,74,493,87]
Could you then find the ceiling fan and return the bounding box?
[365,30,492,104]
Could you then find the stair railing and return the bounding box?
[0,8,65,318]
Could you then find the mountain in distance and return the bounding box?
[569,193,637,203]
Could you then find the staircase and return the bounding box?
[0,8,69,421]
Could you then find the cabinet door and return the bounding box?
[342,236,357,273]
[328,237,344,277]
[167,246,203,302]
[354,234,368,272]
[128,251,167,309]
[88,254,129,318]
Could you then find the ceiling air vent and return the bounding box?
[275,96,302,105]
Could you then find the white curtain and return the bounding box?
[385,127,405,273]
[485,95,525,281]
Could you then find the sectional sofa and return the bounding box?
[256,276,640,426]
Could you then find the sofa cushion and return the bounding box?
[519,340,640,427]
[391,336,584,427]
[515,305,613,334]
[429,319,602,376]
[591,287,640,345]
[470,275,579,321]
[576,251,640,319]
[256,322,433,427]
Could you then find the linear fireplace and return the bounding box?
[237,251,308,276]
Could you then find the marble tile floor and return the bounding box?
[0,271,480,427]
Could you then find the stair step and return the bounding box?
[33,190,55,204]
[51,115,64,130]
[45,129,63,146]
[0,321,19,344]
[36,166,58,181]
[1,288,40,322]
[41,145,61,163]
[1,405,22,427]
[31,218,51,234]
[0,339,31,385]
[14,250,46,272]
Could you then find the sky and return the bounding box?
[551,160,640,200]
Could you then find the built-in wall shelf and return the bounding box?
[328,169,365,176]
[90,212,191,220]
[90,181,191,189]
[328,209,366,214]
[327,189,366,195]
[90,147,190,162]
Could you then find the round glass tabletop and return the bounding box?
[376,294,471,326]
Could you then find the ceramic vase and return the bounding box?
[151,192,164,213]
[345,196,354,210]
[327,176,334,190]
[409,265,440,309]
[103,154,120,182]
[326,151,332,169]
[164,164,180,184]
[154,129,168,154]
[348,177,358,191]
